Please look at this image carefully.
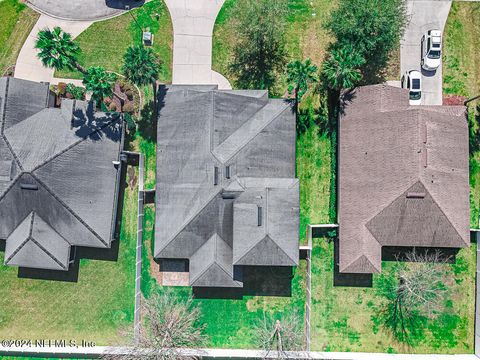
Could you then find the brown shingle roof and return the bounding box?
[339,85,469,273]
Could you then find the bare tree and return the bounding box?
[381,250,449,343]
[255,312,304,359]
[102,290,207,360]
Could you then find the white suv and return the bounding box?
[421,29,442,71]
[402,70,422,106]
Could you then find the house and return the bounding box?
[0,77,123,271]
[155,85,299,288]
[338,84,469,274]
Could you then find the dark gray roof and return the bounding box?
[339,85,469,273]
[0,77,122,271]
[155,86,299,287]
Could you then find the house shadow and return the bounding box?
[16,161,128,283]
[193,266,294,300]
[332,237,373,287]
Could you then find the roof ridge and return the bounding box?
[211,102,291,164]
[342,253,380,273]
[234,234,297,266]
[29,236,68,270]
[29,173,108,247]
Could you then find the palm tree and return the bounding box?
[35,27,85,73]
[321,45,365,91]
[286,59,318,111]
[122,45,161,108]
[82,67,118,105]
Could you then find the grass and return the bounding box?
[443,2,480,227]
[0,178,137,345]
[55,0,173,83]
[212,0,337,92]
[0,0,39,76]
[310,239,476,353]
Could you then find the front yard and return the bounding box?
[0,0,39,76]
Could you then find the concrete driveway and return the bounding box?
[164,0,231,89]
[400,0,451,105]
[26,0,144,21]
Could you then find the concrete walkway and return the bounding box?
[25,0,143,21]
[400,0,451,105]
[164,0,232,89]
[14,14,91,87]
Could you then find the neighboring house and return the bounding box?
[155,85,299,288]
[0,77,123,271]
[339,84,469,274]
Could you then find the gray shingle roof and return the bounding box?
[0,77,122,271]
[339,85,469,274]
[155,86,299,287]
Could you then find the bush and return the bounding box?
[124,112,137,132]
[125,89,134,101]
[57,82,67,96]
[122,102,135,114]
[65,83,85,100]
[108,102,117,112]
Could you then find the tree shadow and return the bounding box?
[137,85,167,143]
[72,101,122,142]
[381,246,458,263]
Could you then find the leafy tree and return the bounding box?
[82,67,118,104]
[229,0,288,90]
[286,59,318,106]
[122,45,161,107]
[326,0,407,78]
[35,27,85,73]
[66,83,85,100]
[321,45,365,91]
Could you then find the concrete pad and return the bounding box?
[400,0,451,105]
[164,0,232,89]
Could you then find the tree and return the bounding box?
[286,59,318,108]
[101,290,207,360]
[229,0,288,90]
[83,67,118,104]
[379,250,449,344]
[326,0,407,78]
[255,312,303,359]
[321,45,365,92]
[122,45,161,108]
[35,27,85,73]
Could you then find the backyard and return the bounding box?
[0,174,138,345]
[0,0,39,76]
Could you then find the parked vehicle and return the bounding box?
[402,70,422,105]
[421,29,442,71]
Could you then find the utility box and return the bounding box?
[142,31,153,46]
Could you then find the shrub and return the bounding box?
[108,102,117,112]
[65,83,85,100]
[57,82,67,95]
[125,89,134,101]
[124,112,137,132]
[122,102,135,114]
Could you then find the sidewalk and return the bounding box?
[14,14,91,86]
[164,0,232,89]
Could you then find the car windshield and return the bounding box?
[410,91,421,101]
[411,78,421,90]
[428,50,441,59]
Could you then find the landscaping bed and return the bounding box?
[0,0,39,76]
[54,0,173,83]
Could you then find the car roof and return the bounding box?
[409,70,421,79]
[429,29,442,37]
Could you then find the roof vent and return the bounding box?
[257,206,263,226]
[20,183,38,191]
[214,166,219,186]
[406,192,425,199]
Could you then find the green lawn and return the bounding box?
[0,178,137,345]
[0,0,39,76]
[212,0,337,92]
[55,0,173,83]
[310,240,475,353]
[443,2,480,227]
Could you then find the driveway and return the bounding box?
[26,0,144,21]
[164,0,232,89]
[400,0,451,105]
